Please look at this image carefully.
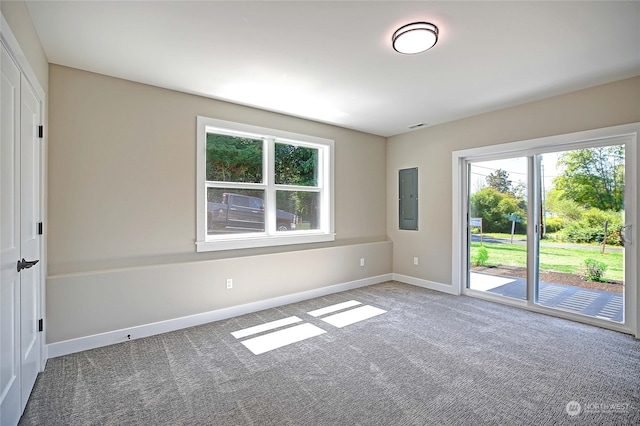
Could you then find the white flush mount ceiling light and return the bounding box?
[392,22,439,54]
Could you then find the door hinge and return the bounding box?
[38,319,43,332]
[38,222,43,235]
[38,125,44,138]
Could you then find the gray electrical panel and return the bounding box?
[399,167,418,230]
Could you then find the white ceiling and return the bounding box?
[25,1,640,137]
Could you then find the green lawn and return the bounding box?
[479,232,527,241]
[478,232,613,249]
[470,241,623,281]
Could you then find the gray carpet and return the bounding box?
[19,281,640,425]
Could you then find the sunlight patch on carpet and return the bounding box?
[320,305,386,328]
[240,323,326,355]
[307,300,361,317]
[232,300,387,355]
[231,316,302,339]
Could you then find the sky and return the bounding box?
[469,152,561,195]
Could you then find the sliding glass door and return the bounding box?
[535,146,625,323]
[462,136,633,331]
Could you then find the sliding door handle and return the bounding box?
[621,225,632,246]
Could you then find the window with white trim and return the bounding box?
[196,117,334,251]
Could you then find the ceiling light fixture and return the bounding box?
[392,22,439,54]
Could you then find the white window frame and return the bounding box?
[196,116,335,252]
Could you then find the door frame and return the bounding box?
[1,12,48,368]
[452,123,639,338]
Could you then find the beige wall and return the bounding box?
[47,65,390,344]
[48,65,387,275]
[387,76,640,287]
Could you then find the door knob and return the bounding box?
[17,258,39,272]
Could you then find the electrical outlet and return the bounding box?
[413,257,419,266]
[226,278,233,289]
[360,258,365,267]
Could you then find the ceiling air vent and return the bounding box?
[408,123,427,130]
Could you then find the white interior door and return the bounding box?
[0,41,42,426]
[1,40,23,426]
[19,72,42,411]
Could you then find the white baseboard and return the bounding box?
[393,273,459,295]
[47,273,393,358]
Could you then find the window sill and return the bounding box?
[196,232,336,252]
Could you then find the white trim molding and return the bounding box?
[47,273,392,358]
[0,13,45,101]
[393,274,459,295]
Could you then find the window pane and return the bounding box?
[468,157,528,301]
[275,143,318,186]
[206,133,263,183]
[207,188,265,234]
[276,191,321,231]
